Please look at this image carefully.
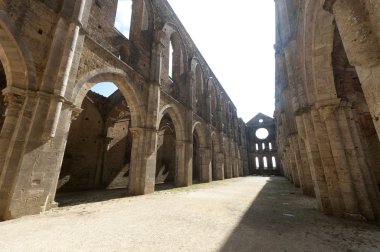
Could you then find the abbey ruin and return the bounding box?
[1,0,380,226]
[275,0,380,221]
[0,0,259,220]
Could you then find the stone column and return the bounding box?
[311,106,344,217]
[199,147,212,183]
[128,127,157,195]
[175,139,188,187]
[319,103,361,218]
[302,112,333,214]
[216,152,225,180]
[0,91,78,220]
[290,134,314,195]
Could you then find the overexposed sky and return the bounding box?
[106,0,275,122]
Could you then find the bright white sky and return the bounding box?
[93,0,275,122]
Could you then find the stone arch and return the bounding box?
[208,78,217,118]
[68,67,144,128]
[156,104,186,187]
[192,121,208,148]
[0,10,37,91]
[157,104,185,142]
[192,121,211,182]
[190,58,204,114]
[160,23,188,99]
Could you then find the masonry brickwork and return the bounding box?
[275,0,380,221]
[0,0,267,220]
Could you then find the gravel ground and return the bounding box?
[0,176,379,252]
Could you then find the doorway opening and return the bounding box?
[55,82,133,206]
[155,113,177,190]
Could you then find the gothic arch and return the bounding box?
[161,23,188,89]
[190,58,204,113]
[68,67,144,128]
[0,10,37,91]
[192,121,208,148]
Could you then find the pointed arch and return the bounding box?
[68,67,144,128]
[157,104,185,142]
[0,10,37,91]
[190,58,205,113]
[160,23,188,99]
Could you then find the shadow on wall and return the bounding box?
[219,176,380,252]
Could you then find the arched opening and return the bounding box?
[263,157,268,169]
[269,142,273,150]
[332,26,380,189]
[55,82,133,206]
[255,157,260,169]
[255,143,259,151]
[195,64,203,115]
[193,130,201,183]
[262,143,266,150]
[168,41,173,78]
[115,0,132,38]
[209,82,217,124]
[156,113,176,189]
[272,156,277,169]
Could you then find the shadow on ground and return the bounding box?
[56,181,182,207]
[55,189,128,207]
[220,176,380,252]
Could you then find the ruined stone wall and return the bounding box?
[246,113,281,176]
[59,94,105,192]
[0,0,251,220]
[275,0,380,221]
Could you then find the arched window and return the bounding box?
[209,81,217,116]
[269,142,272,150]
[115,0,132,38]
[255,143,259,151]
[272,156,277,169]
[168,32,184,85]
[168,41,173,78]
[263,157,268,169]
[262,143,266,150]
[195,64,203,112]
[255,157,260,169]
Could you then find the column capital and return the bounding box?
[71,106,83,121]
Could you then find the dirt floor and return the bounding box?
[0,176,379,252]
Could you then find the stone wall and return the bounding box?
[246,113,281,176]
[275,0,380,221]
[0,0,250,220]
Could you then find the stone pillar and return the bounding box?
[199,147,212,183]
[289,146,300,187]
[297,137,314,196]
[128,127,155,195]
[301,112,333,214]
[290,134,314,195]
[0,91,76,220]
[175,139,191,187]
[319,103,361,218]
[216,152,225,180]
